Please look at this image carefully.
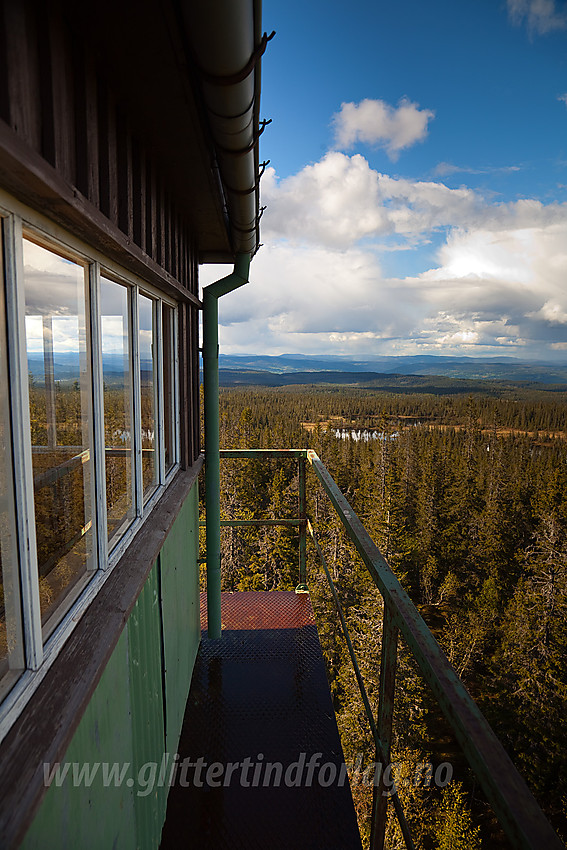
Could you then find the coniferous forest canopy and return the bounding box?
[205,384,567,848]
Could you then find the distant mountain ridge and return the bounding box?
[27,351,567,389]
[27,352,151,383]
[218,354,567,384]
[215,369,567,396]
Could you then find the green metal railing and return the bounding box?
[218,449,307,588]
[214,448,563,850]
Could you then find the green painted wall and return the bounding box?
[128,563,168,850]
[21,628,137,850]
[160,489,200,754]
[22,483,201,850]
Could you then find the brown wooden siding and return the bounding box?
[0,0,199,296]
[0,0,204,466]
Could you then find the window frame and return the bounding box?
[21,228,99,643]
[0,218,26,702]
[0,189,181,742]
[161,300,180,479]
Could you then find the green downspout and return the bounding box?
[203,253,251,639]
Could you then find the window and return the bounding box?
[23,237,96,639]
[101,276,135,548]
[162,302,176,475]
[139,292,158,499]
[0,228,25,700]
[0,201,180,727]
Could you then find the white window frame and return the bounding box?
[138,289,159,503]
[0,189,181,742]
[0,216,26,700]
[161,300,180,480]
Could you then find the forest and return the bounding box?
[205,384,567,849]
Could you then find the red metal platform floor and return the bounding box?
[160,591,362,850]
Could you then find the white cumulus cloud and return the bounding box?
[261,152,567,249]
[205,217,567,357]
[416,224,567,348]
[332,98,434,160]
[530,300,567,323]
[432,162,522,177]
[260,154,388,248]
[202,145,567,358]
[507,0,567,34]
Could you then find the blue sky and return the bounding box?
[202,0,567,360]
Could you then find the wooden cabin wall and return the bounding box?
[0,0,202,464]
[0,0,197,292]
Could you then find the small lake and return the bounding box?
[334,429,400,442]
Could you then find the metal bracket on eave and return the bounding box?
[198,31,276,86]
[230,209,265,236]
[216,120,272,158]
[223,162,269,196]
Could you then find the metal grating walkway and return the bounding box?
[160,591,362,849]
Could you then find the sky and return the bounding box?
[201,0,567,361]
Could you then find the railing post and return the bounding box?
[371,603,398,850]
[298,455,307,587]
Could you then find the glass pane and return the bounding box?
[0,226,24,696]
[101,277,134,546]
[23,236,95,638]
[162,303,175,473]
[139,293,157,497]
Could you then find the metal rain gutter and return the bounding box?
[202,254,251,639]
[182,0,273,256]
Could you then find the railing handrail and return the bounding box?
[307,518,415,850]
[32,445,152,490]
[216,448,563,850]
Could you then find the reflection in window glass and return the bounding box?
[101,277,134,546]
[0,229,24,696]
[23,237,95,638]
[138,293,157,497]
[162,303,175,474]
